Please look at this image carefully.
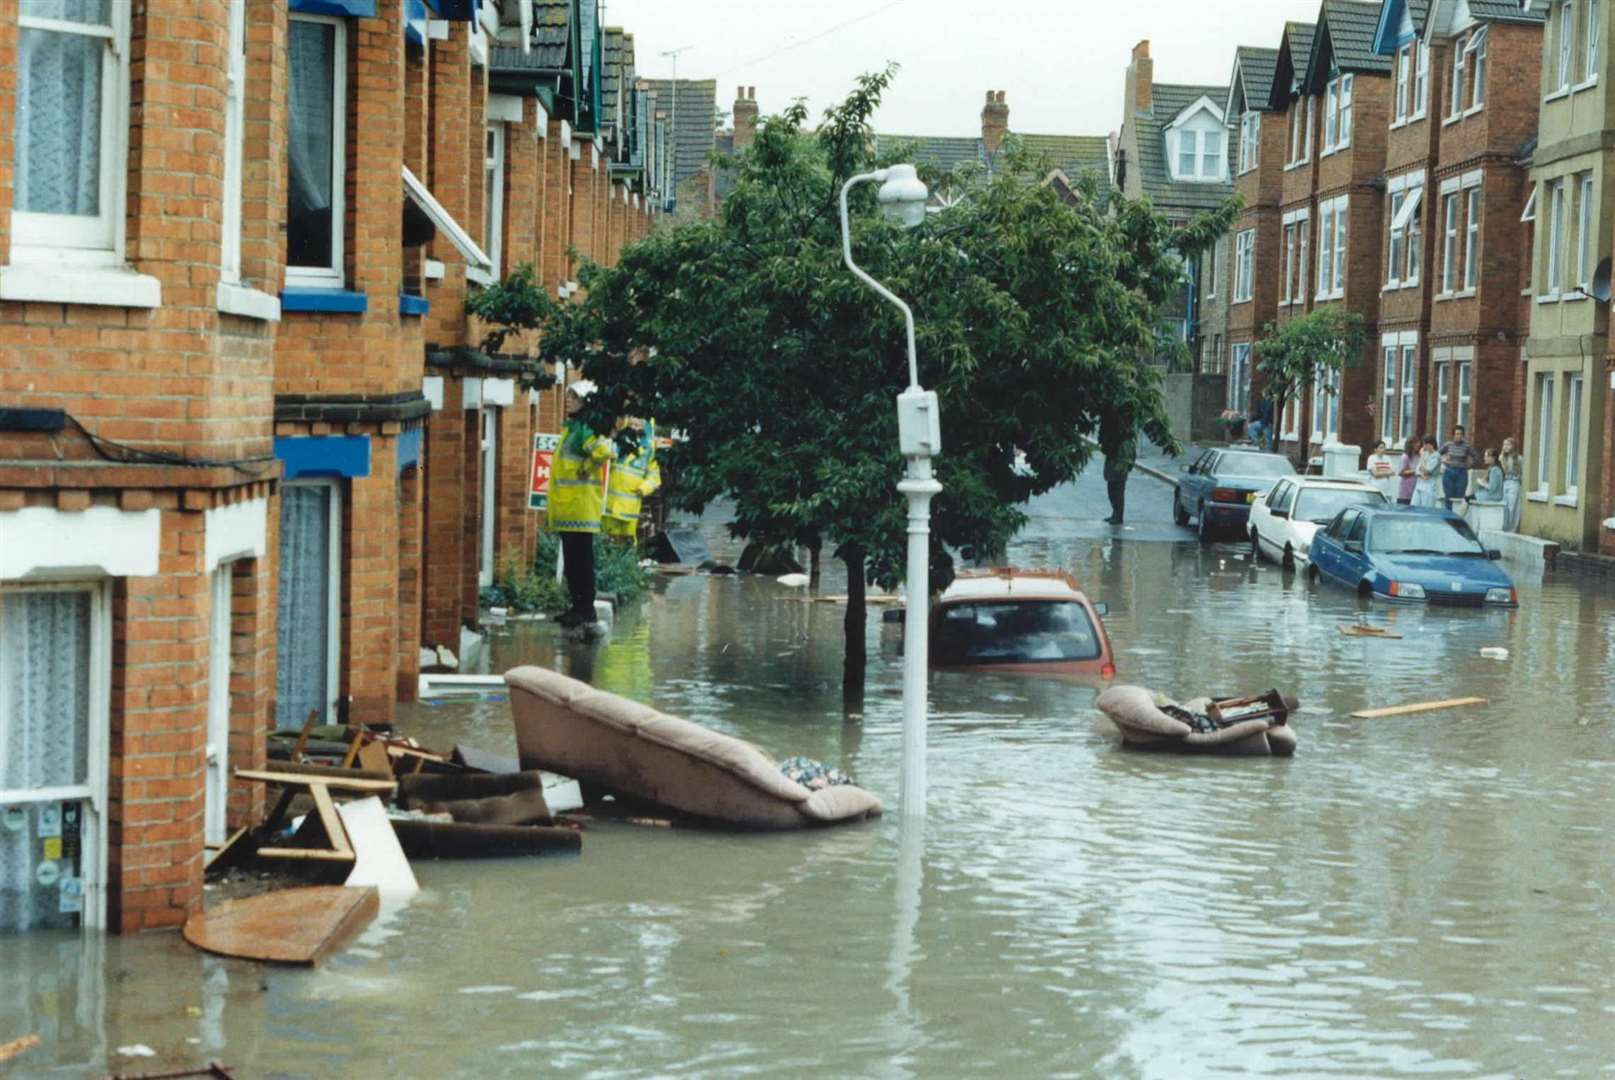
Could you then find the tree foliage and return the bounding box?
[539,68,1237,676]
[1253,307,1368,446]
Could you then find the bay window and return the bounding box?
[1451,34,1467,116]
[287,15,347,286]
[1576,172,1594,289]
[1535,374,1554,491]
[1387,191,1406,287]
[1395,46,1411,121]
[1381,344,1397,442]
[1557,2,1575,91]
[481,124,506,283]
[1588,0,1602,82]
[1441,192,1459,293]
[1400,343,1416,441]
[1463,187,1481,291]
[1436,363,1451,442]
[1320,74,1352,152]
[1401,184,1424,286]
[1298,216,1310,303]
[1317,201,1335,298]
[1282,222,1295,305]
[1564,374,1583,497]
[1414,41,1429,115]
[10,0,127,263]
[1234,229,1254,302]
[1546,177,1567,296]
[1239,111,1260,174]
[1466,27,1488,109]
[1456,360,1473,434]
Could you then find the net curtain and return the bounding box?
[1,591,92,933]
[14,0,109,217]
[276,485,333,730]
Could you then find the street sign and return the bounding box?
[529,433,559,510]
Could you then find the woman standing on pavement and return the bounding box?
[1499,436,1525,531]
[1366,440,1399,502]
[1396,436,1419,505]
[1413,435,1442,508]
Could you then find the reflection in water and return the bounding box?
[6,520,1615,1077]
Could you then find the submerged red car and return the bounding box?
[929,569,1116,680]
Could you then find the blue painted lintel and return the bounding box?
[280,287,369,314]
[274,435,372,480]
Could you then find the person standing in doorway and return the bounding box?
[1438,425,1478,510]
[1498,436,1524,531]
[1103,436,1135,525]
[549,381,616,627]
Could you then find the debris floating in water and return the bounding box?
[775,573,810,588]
[1479,646,1509,660]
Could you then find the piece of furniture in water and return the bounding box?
[1097,684,1298,756]
[505,666,883,829]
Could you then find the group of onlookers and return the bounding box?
[1365,427,1523,531]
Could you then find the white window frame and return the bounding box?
[1387,190,1407,288]
[481,123,507,283]
[206,565,234,848]
[1535,374,1555,492]
[1563,373,1584,498]
[1205,237,1219,300]
[1317,199,1335,298]
[1558,1,1576,92]
[1463,185,1482,291]
[1172,126,1225,182]
[1400,342,1417,441]
[1451,32,1468,117]
[1401,184,1424,286]
[1415,40,1430,117]
[1311,368,1328,441]
[479,409,498,587]
[1381,342,1397,442]
[1229,344,1253,412]
[1234,228,1255,302]
[1456,358,1473,432]
[1298,215,1311,302]
[1281,396,1301,440]
[1587,0,1602,84]
[1466,26,1488,110]
[1395,45,1412,122]
[10,2,129,265]
[0,580,112,932]
[1324,79,1339,151]
[1546,177,1567,297]
[1240,110,1261,174]
[1281,222,1295,305]
[1576,171,1594,290]
[1441,190,1460,294]
[286,14,348,289]
[221,0,247,285]
[1436,361,1451,442]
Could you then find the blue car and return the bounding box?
[1174,448,1296,541]
[1307,505,1517,606]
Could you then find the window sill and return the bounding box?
[400,293,430,316]
[1383,281,1401,292]
[0,265,161,308]
[280,287,368,314]
[1463,103,1484,118]
[1537,292,1563,304]
[216,282,281,321]
[1527,490,1551,502]
[1553,493,1580,507]
[1454,288,1477,299]
[1572,77,1599,92]
[1564,290,1591,302]
[1544,87,1572,103]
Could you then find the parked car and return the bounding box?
[930,569,1116,679]
[1247,476,1388,569]
[1174,448,1297,541]
[1307,505,1517,606]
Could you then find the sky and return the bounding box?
[602,0,1335,138]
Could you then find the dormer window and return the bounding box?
[1167,99,1228,182]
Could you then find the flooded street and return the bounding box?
[7,468,1615,1078]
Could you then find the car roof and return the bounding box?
[939,569,1086,603]
[1283,476,1380,490]
[1354,504,1463,521]
[1218,450,1291,464]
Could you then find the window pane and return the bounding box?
[20,0,109,22]
[287,20,337,270]
[1178,133,1196,176]
[0,591,92,790]
[14,28,103,217]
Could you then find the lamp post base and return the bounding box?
[898,454,941,819]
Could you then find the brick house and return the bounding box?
[1268,2,1392,461]
[0,0,654,936]
[1519,0,1610,550]
[1226,46,1285,419]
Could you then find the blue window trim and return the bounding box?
[397,427,423,475]
[274,435,372,480]
[281,287,369,314]
[405,0,427,46]
[400,293,429,317]
[288,0,377,17]
[434,0,478,20]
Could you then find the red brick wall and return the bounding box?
[422,379,466,650]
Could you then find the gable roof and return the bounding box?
[491,0,572,75]
[1230,46,1281,114]
[872,132,1112,210]
[1424,0,1545,37]
[1268,21,1318,109]
[1132,82,1234,214]
[1309,0,1394,87]
[1373,0,1431,53]
[643,78,717,193]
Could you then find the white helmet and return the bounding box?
[567,379,597,399]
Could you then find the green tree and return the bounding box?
[1253,308,1368,464]
[543,68,1237,695]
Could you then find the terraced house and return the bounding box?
[0,0,658,936]
[1226,45,1285,417]
[1521,0,1612,550]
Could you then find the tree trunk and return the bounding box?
[842,545,866,715]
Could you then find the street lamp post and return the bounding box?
[838,164,939,819]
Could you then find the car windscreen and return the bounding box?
[1217,454,1296,479]
[1293,487,1387,524]
[1368,515,1486,556]
[933,601,1101,664]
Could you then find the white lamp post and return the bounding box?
[839,164,940,819]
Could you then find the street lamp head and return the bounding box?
[878,164,929,229]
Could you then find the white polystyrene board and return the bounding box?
[487,94,523,124]
[338,796,419,896]
[483,377,516,407]
[463,377,483,410]
[424,258,446,280]
[203,498,268,571]
[423,375,445,411]
[0,506,161,580]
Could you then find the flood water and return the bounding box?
[7,476,1615,1078]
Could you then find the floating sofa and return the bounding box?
[1097,684,1298,757]
[505,666,883,830]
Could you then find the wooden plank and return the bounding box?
[204,826,250,872]
[265,759,394,784]
[234,769,396,794]
[356,740,392,777]
[339,728,363,770]
[1338,624,1403,639]
[256,847,357,862]
[0,1033,41,1064]
[290,708,319,762]
[1350,697,1488,719]
[309,784,353,858]
[183,885,378,966]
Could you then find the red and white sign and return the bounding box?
[528,433,559,510]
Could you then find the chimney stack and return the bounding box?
[1125,40,1153,114]
[733,85,759,150]
[981,89,1009,156]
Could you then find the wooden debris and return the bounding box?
[0,1033,41,1064]
[100,1065,236,1080]
[234,769,396,794]
[266,760,394,785]
[1338,624,1402,639]
[183,886,378,966]
[289,709,320,763]
[389,819,581,859]
[1350,697,1488,719]
[203,826,249,872]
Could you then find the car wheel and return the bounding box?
[1249,529,1262,563]
[1197,503,1213,543]
[1281,544,1295,572]
[1173,493,1190,527]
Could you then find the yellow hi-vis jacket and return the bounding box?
[547,420,615,533]
[603,423,661,538]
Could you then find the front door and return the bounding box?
[479,408,497,588]
[276,481,341,730]
[205,566,232,845]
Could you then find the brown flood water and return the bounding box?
[5,498,1615,1078]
